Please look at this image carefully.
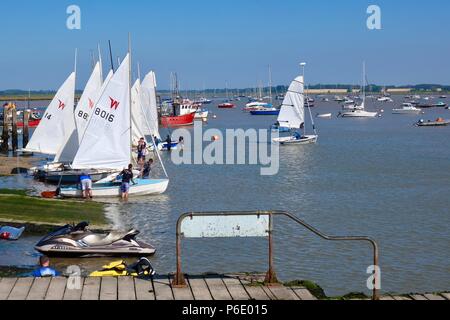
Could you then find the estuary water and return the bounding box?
[1,96,449,296]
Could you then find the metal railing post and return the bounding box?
[264,212,278,285]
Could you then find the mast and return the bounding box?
[268,65,273,103]
[98,44,103,80]
[128,33,133,165]
[108,40,114,72]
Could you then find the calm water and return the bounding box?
[1,96,450,296]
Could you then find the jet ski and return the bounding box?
[89,258,156,277]
[35,222,156,257]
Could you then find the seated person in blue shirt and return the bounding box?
[32,256,59,278]
[293,132,302,140]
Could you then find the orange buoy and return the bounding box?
[211,135,220,141]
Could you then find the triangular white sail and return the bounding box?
[54,62,105,163]
[141,71,160,138]
[277,76,305,129]
[71,54,131,170]
[131,79,146,144]
[24,72,76,155]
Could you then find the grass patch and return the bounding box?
[0,189,28,196]
[0,194,107,227]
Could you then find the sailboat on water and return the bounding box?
[60,52,169,198]
[272,74,318,145]
[339,62,378,118]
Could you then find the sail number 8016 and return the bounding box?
[94,108,115,123]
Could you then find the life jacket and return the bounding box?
[89,258,155,277]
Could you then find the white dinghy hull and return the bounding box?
[60,179,169,198]
[273,135,318,145]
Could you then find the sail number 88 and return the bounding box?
[94,108,115,123]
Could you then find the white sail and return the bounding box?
[24,72,76,155]
[141,71,160,138]
[71,54,131,170]
[131,79,146,144]
[54,63,106,163]
[277,76,305,129]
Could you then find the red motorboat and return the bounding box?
[17,119,41,128]
[161,112,195,128]
[218,103,235,109]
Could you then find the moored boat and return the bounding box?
[250,108,280,116]
[392,103,422,114]
[218,103,235,109]
[416,118,450,127]
[161,112,195,127]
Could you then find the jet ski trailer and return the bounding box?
[35,222,156,257]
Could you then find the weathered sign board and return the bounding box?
[181,214,270,238]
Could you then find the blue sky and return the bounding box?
[1,0,449,90]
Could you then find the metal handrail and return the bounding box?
[173,210,380,300]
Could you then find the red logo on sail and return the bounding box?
[58,100,65,110]
[110,97,120,110]
[88,98,94,109]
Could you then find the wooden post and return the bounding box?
[23,110,30,148]
[1,104,10,153]
[11,104,18,153]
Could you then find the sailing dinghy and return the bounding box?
[272,75,318,145]
[60,53,169,198]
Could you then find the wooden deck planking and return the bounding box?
[410,294,428,300]
[45,277,67,300]
[118,277,136,300]
[440,292,450,300]
[153,276,174,300]
[423,293,446,301]
[266,284,299,300]
[2,274,449,301]
[134,277,155,300]
[392,295,412,300]
[63,278,84,300]
[222,277,251,300]
[26,277,51,300]
[0,278,17,300]
[187,277,213,300]
[238,278,271,300]
[204,276,232,300]
[7,278,33,300]
[169,275,194,300]
[290,287,318,300]
[81,277,101,300]
[100,277,118,300]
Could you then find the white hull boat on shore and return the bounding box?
[60,178,169,198]
[316,113,332,118]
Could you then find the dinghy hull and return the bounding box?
[60,178,169,198]
[273,135,318,145]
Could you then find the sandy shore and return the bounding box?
[0,154,41,176]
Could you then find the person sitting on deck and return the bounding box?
[119,164,136,200]
[293,132,302,140]
[79,173,93,199]
[32,256,59,278]
[141,159,154,179]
